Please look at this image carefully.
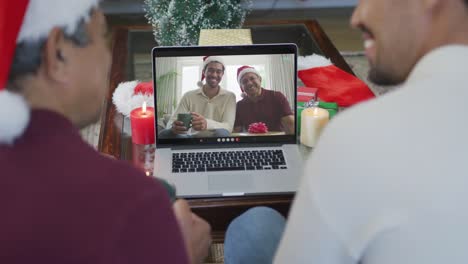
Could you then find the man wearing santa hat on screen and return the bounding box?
[233,65,295,135]
[0,1,210,263]
[159,56,236,138]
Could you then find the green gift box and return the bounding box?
[297,101,338,135]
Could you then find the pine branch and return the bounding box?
[143,0,252,46]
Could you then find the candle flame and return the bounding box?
[313,107,319,115]
[145,171,151,177]
[142,101,147,113]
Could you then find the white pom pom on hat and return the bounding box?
[197,56,225,88]
[0,91,30,144]
[0,0,100,144]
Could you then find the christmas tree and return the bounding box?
[144,0,252,46]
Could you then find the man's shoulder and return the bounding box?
[318,80,425,152]
[262,88,275,95]
[263,89,286,100]
[64,154,170,219]
[236,97,249,106]
[91,156,162,195]
[218,88,236,98]
[35,132,163,201]
[184,88,203,97]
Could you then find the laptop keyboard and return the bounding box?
[172,149,287,173]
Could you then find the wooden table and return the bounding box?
[99,20,353,242]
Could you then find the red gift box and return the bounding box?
[297,86,318,103]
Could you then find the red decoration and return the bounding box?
[133,82,154,96]
[0,0,29,89]
[298,65,375,107]
[130,104,155,145]
[297,86,318,103]
[248,122,269,134]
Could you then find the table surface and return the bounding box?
[99,19,353,241]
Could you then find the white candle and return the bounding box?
[300,107,329,147]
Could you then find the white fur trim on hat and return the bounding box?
[112,81,154,117]
[298,54,332,70]
[17,0,100,43]
[237,68,260,84]
[0,90,30,145]
[198,56,225,88]
[203,56,224,68]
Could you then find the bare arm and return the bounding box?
[173,199,212,264]
[281,115,295,135]
[233,126,242,133]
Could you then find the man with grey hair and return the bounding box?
[224,0,468,263]
[0,1,210,263]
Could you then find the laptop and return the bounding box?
[152,44,302,198]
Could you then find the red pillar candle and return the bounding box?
[130,102,155,144]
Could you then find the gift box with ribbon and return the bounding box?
[297,86,318,103]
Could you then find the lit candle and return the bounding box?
[300,107,329,147]
[130,102,155,145]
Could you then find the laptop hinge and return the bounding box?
[170,143,283,150]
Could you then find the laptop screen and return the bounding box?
[153,44,297,147]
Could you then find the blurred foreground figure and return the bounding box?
[0,1,211,263]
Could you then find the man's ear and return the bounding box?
[422,0,442,11]
[42,27,71,84]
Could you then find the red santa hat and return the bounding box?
[113,81,154,117]
[197,56,225,88]
[236,65,260,94]
[0,0,100,144]
[297,54,375,107]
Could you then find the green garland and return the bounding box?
[144,0,252,46]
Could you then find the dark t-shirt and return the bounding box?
[234,88,293,132]
[0,110,189,263]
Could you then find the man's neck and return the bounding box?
[17,76,72,125]
[247,88,263,102]
[203,85,220,99]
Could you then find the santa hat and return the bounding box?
[113,81,154,117]
[297,54,375,107]
[0,0,100,144]
[236,65,260,96]
[197,56,225,87]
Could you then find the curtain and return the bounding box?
[155,57,177,116]
[267,54,295,110]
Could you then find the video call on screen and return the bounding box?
[155,54,295,139]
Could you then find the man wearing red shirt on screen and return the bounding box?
[233,66,295,135]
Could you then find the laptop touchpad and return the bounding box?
[208,173,253,191]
